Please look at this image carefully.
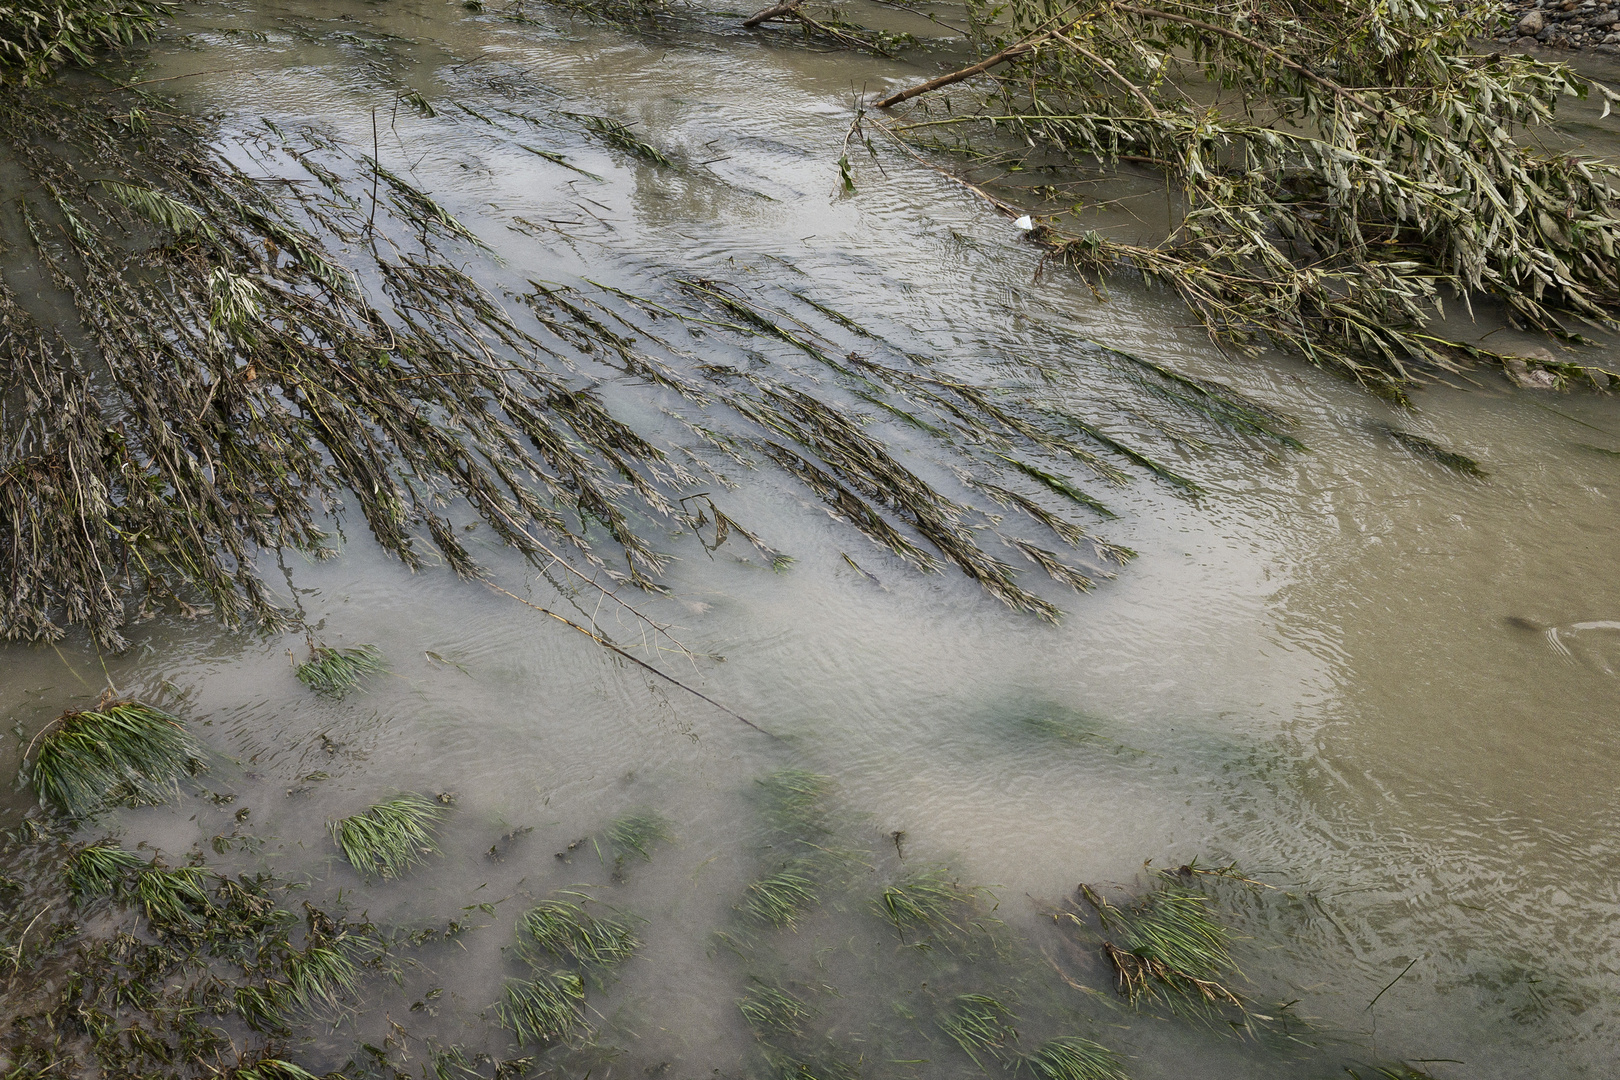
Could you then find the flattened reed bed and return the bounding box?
[1,40,1330,653]
[864,0,1620,404]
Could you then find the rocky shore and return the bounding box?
[1497,0,1620,51]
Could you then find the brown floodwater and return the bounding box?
[3,3,1620,1077]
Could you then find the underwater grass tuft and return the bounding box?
[738,981,814,1039]
[134,864,217,928]
[939,992,1018,1067]
[873,865,975,938]
[284,941,361,1015]
[606,807,674,861]
[328,793,445,880]
[755,769,834,835]
[228,1059,322,1080]
[1018,1037,1130,1080]
[1385,429,1487,478]
[742,859,822,929]
[516,896,640,967]
[498,971,586,1046]
[28,701,207,819]
[295,644,387,697]
[1083,882,1242,1008]
[64,841,145,901]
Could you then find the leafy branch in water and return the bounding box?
[875,0,1620,398]
[3,0,1345,663]
[0,0,169,84]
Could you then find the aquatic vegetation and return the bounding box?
[295,643,387,697]
[0,0,168,83]
[1080,880,1242,1009]
[516,896,641,967]
[1017,1037,1130,1080]
[939,992,1019,1067]
[759,1045,862,1080]
[64,841,144,901]
[497,972,587,1046]
[743,859,823,929]
[874,0,1620,396]
[283,940,363,1016]
[27,701,207,819]
[605,806,675,861]
[873,865,976,938]
[739,980,815,1039]
[1384,429,1488,478]
[328,793,446,880]
[133,864,217,928]
[756,769,836,836]
[227,1060,323,1080]
[1344,1067,1441,1080]
[1,25,1290,654]
[569,112,675,167]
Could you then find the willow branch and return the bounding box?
[874,21,1083,109]
[743,0,801,26]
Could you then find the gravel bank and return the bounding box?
[1496,0,1620,51]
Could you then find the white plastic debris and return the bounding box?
[1013,215,1034,231]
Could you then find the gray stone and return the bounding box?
[1593,11,1617,25]
[1518,9,1546,31]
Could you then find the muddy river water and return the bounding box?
[4,3,1620,1077]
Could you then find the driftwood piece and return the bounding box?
[742,0,801,26]
[872,26,1071,108]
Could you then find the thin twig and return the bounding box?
[479,577,774,737]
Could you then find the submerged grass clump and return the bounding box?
[1385,429,1487,478]
[283,941,362,1016]
[873,865,978,938]
[755,769,835,836]
[516,896,641,967]
[295,644,387,697]
[740,770,868,929]
[328,793,445,880]
[739,981,815,1039]
[939,992,1018,1067]
[743,859,822,930]
[1017,1037,1130,1080]
[606,807,674,861]
[28,701,207,819]
[133,864,216,928]
[498,972,586,1046]
[1081,880,1242,1009]
[227,1061,323,1080]
[64,841,144,900]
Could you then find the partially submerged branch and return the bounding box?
[869,0,1620,395]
